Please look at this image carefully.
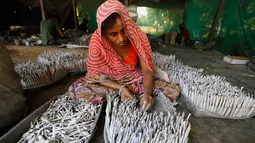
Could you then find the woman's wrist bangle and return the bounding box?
[118,85,126,95]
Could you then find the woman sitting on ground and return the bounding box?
[69,0,180,111]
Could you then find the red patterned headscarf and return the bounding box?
[86,0,153,81]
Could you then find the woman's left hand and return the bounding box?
[140,94,154,111]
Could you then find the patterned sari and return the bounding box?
[68,0,180,103]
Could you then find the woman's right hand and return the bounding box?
[120,87,135,102]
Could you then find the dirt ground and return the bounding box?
[6,45,88,64]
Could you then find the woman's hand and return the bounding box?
[140,94,154,111]
[139,57,154,111]
[120,87,135,102]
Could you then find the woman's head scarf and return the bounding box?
[86,0,153,81]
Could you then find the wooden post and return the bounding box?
[125,0,129,5]
[207,0,226,41]
[72,0,78,29]
[128,0,132,5]
[39,0,46,20]
[183,0,187,24]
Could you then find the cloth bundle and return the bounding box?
[0,43,26,128]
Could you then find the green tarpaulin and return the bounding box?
[77,0,255,56]
[77,0,184,38]
[215,0,255,57]
[185,0,255,57]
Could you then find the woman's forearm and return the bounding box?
[143,71,154,96]
[99,81,122,90]
[100,79,135,101]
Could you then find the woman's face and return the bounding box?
[104,16,128,47]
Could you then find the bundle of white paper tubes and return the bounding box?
[64,34,92,49]
[15,51,86,89]
[38,51,87,72]
[153,52,255,118]
[64,29,84,39]
[61,30,92,49]
[14,61,66,89]
[104,95,191,143]
[18,95,101,143]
